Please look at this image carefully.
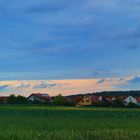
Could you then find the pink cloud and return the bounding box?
[0,78,128,96]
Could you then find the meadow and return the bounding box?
[0,106,140,140]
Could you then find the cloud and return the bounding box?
[96,78,127,89]
[0,78,137,96]
[116,76,140,90]
[0,85,9,90]
[118,0,140,7]
[128,76,140,84]
[113,28,140,41]
[16,83,30,89]
[125,44,139,50]
[92,69,113,78]
[118,78,126,81]
[25,0,86,14]
[33,83,58,89]
[97,79,106,84]
[26,3,67,13]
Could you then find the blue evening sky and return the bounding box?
[0,0,140,80]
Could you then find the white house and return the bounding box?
[27,93,52,103]
[99,96,102,101]
[124,96,137,106]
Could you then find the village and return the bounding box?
[0,91,140,107]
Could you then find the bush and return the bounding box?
[54,94,66,105]
[96,101,109,107]
[127,102,137,108]
[7,94,28,104]
[111,98,124,107]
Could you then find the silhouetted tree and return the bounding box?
[7,94,28,104]
[16,95,28,104]
[54,94,65,105]
[111,97,124,107]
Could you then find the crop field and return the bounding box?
[0,106,140,140]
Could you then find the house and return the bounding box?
[90,95,102,104]
[77,96,92,106]
[27,93,52,104]
[124,96,137,106]
[65,91,140,107]
[136,97,140,106]
[65,95,83,105]
[136,97,140,103]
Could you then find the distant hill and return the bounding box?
[65,90,140,98]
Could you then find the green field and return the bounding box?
[0,106,140,140]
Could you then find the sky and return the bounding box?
[0,0,140,96]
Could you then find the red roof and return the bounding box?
[90,96,100,103]
[28,93,52,101]
[136,97,140,103]
[65,96,83,103]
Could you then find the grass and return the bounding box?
[0,106,140,140]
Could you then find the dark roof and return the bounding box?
[65,96,83,103]
[28,93,52,101]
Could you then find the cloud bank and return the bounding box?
[0,76,139,96]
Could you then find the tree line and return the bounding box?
[0,94,68,105]
[1,92,140,108]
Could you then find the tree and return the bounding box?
[54,94,65,105]
[96,100,109,107]
[7,94,17,104]
[7,94,28,104]
[16,95,28,104]
[127,102,137,108]
[111,97,124,107]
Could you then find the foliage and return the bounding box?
[7,94,28,104]
[127,102,138,108]
[53,94,66,105]
[111,97,124,107]
[65,101,76,106]
[96,100,109,107]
